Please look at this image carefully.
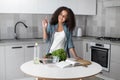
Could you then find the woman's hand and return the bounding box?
[42,17,49,40]
[69,48,83,60]
[42,17,48,29]
[75,56,83,60]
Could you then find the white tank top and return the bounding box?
[49,30,66,53]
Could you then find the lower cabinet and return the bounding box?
[0,40,93,80]
[109,45,120,80]
[4,43,45,80]
[0,46,5,80]
[24,44,35,78]
[24,44,35,62]
[73,40,83,58]
[39,43,48,58]
[5,45,25,80]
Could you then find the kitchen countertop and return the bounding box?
[0,38,44,45]
[89,37,120,45]
[0,36,120,46]
[73,36,120,46]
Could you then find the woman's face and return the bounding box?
[58,10,68,23]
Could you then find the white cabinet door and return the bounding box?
[110,45,120,80]
[0,0,96,15]
[24,44,34,62]
[58,0,96,15]
[37,0,58,14]
[24,44,35,78]
[0,46,5,80]
[39,43,48,58]
[38,0,96,15]
[25,43,45,59]
[73,40,83,58]
[5,45,25,80]
[0,0,38,13]
[111,45,120,63]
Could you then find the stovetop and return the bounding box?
[96,37,120,41]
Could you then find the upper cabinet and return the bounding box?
[38,0,96,15]
[103,0,120,8]
[0,0,38,13]
[0,0,96,15]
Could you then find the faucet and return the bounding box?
[14,21,28,39]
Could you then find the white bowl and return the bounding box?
[41,58,53,64]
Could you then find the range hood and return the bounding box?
[103,0,120,7]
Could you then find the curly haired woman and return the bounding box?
[42,6,82,60]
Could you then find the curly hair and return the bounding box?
[50,6,76,32]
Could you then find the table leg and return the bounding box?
[38,78,53,80]
[38,78,84,80]
[38,78,46,80]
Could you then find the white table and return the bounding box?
[20,61,102,80]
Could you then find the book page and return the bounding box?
[55,61,72,68]
[66,59,81,66]
[56,58,92,68]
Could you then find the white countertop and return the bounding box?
[0,38,44,45]
[20,60,102,79]
[0,37,120,46]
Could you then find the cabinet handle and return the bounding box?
[27,46,34,48]
[86,43,88,52]
[12,46,22,49]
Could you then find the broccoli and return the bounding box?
[51,49,67,61]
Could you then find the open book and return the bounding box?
[56,59,91,68]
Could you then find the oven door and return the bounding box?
[91,46,110,71]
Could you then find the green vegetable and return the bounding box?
[51,49,67,61]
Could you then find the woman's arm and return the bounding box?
[69,48,83,60]
[67,32,82,59]
[42,19,48,40]
[42,27,48,40]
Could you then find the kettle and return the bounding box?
[77,28,82,37]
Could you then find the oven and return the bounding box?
[89,42,111,71]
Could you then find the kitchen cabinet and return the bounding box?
[24,44,35,62]
[5,45,25,80]
[0,0,96,15]
[103,0,120,7]
[35,0,97,15]
[5,43,40,80]
[25,43,45,62]
[73,40,83,58]
[109,45,120,80]
[24,43,35,78]
[0,46,5,80]
[0,0,38,13]
[39,43,48,58]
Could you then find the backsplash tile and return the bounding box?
[0,14,51,39]
[0,13,86,39]
[86,0,120,37]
